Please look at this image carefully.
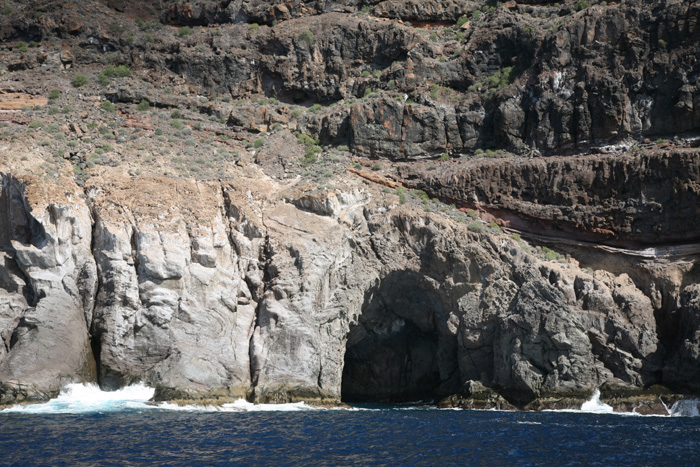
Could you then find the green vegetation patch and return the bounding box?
[71,74,89,87]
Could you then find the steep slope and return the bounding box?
[0,0,698,411]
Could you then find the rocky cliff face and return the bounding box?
[0,167,698,409]
[0,0,699,411]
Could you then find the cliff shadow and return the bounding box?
[341,270,459,403]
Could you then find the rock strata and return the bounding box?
[0,171,697,409]
[0,0,699,411]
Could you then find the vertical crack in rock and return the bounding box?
[246,220,272,399]
[86,199,103,387]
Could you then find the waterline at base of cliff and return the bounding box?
[2,383,698,417]
[1,385,699,467]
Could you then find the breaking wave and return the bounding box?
[669,399,700,417]
[1,384,698,417]
[580,389,614,414]
[0,383,321,414]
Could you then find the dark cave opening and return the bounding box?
[341,271,458,403]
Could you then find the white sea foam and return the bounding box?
[157,399,320,412]
[0,383,326,414]
[3,384,698,416]
[669,399,700,417]
[580,389,614,414]
[1,383,155,414]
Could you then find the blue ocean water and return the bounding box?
[1,385,699,466]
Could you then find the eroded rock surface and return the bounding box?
[0,170,697,408]
[0,0,699,410]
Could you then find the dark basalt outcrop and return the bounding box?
[4,1,697,155]
[398,148,700,246]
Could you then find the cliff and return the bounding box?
[0,0,699,411]
[0,163,698,410]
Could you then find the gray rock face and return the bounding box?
[0,172,696,407]
[87,178,263,400]
[0,174,96,403]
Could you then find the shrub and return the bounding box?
[301,153,317,166]
[137,100,150,111]
[574,0,590,11]
[484,67,513,91]
[124,35,134,45]
[135,18,151,31]
[171,109,182,119]
[658,39,668,49]
[170,119,183,129]
[1,5,12,15]
[541,246,560,261]
[455,16,468,29]
[413,190,429,202]
[361,70,371,77]
[155,128,163,135]
[16,41,28,53]
[371,163,381,171]
[104,65,131,78]
[429,32,438,42]
[178,26,193,37]
[71,74,89,87]
[248,23,259,31]
[298,29,314,46]
[372,69,381,78]
[396,186,407,204]
[308,103,323,113]
[439,153,449,161]
[48,89,60,100]
[62,106,71,113]
[101,101,116,112]
[467,221,484,232]
[296,133,319,146]
[29,120,44,129]
[430,84,440,100]
[45,123,60,134]
[488,221,502,232]
[48,106,60,115]
[253,138,264,148]
[110,23,124,34]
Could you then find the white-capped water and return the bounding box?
[2,384,698,416]
[580,389,614,414]
[1,383,155,414]
[669,399,700,417]
[0,383,324,414]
